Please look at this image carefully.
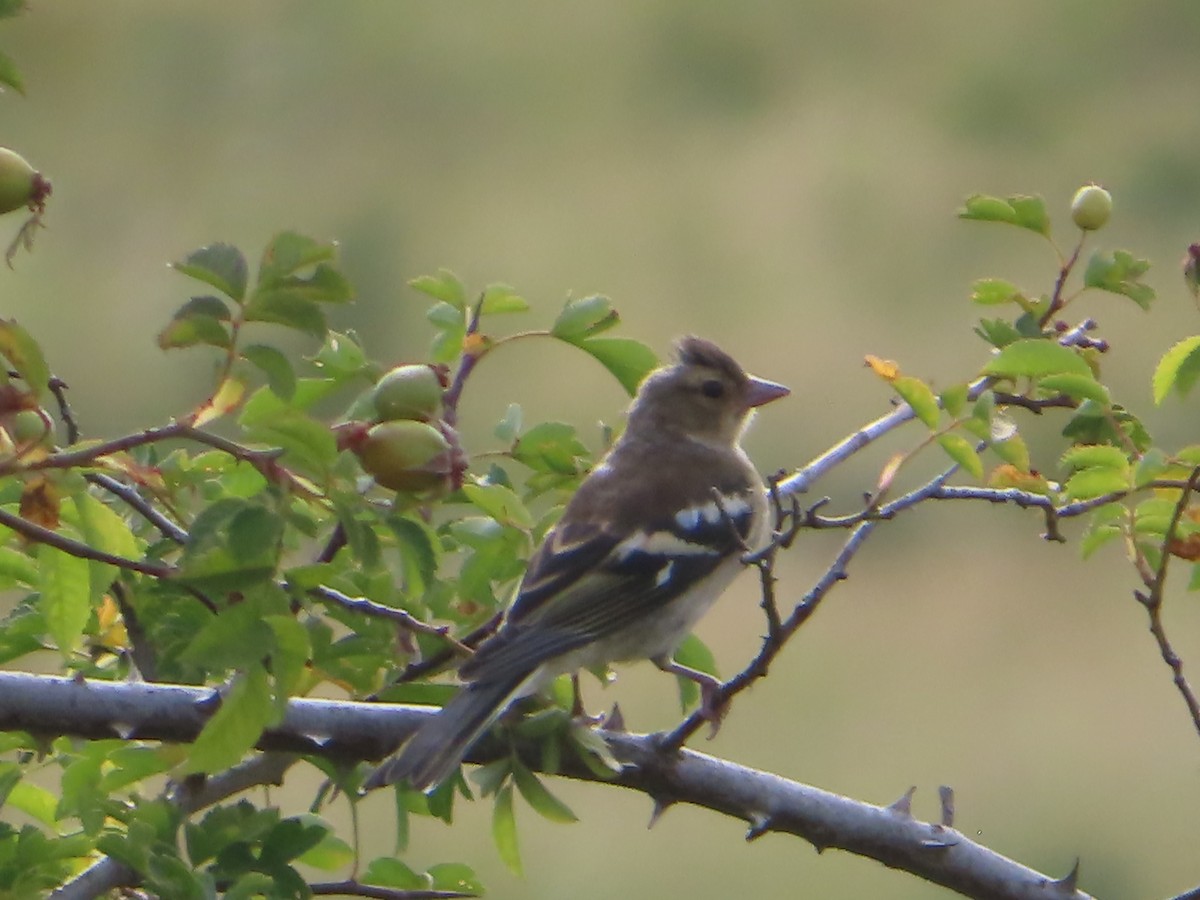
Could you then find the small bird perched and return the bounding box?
[366,336,789,791]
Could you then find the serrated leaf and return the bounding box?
[1152,335,1200,404]
[362,857,424,889]
[1064,467,1129,500]
[463,482,534,529]
[982,339,1090,380]
[1038,373,1109,405]
[311,330,368,378]
[576,337,658,396]
[1081,520,1124,559]
[1134,448,1169,489]
[990,434,1030,472]
[511,761,577,823]
[157,296,233,350]
[940,383,969,418]
[480,283,529,315]
[513,422,590,475]
[1061,444,1130,472]
[551,295,619,341]
[38,542,91,655]
[970,278,1023,306]
[243,291,327,338]
[492,784,522,876]
[428,862,483,895]
[1008,195,1050,236]
[893,376,940,429]
[241,344,296,400]
[257,232,336,288]
[409,269,467,310]
[937,434,983,479]
[0,319,49,398]
[959,193,1049,236]
[974,318,1023,349]
[294,823,353,871]
[1084,249,1155,310]
[172,243,248,302]
[181,664,274,775]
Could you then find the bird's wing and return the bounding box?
[460,494,756,683]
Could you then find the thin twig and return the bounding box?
[308,586,473,655]
[1133,465,1200,738]
[0,506,172,576]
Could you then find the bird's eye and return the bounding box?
[700,379,724,399]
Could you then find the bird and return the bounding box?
[365,336,789,791]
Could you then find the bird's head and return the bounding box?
[627,336,789,447]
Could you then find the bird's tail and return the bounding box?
[366,673,532,791]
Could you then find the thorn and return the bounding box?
[938,785,955,827]
[745,813,771,842]
[605,703,626,733]
[920,830,958,850]
[647,796,674,829]
[1049,858,1080,894]
[888,785,917,817]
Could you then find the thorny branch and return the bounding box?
[1133,465,1200,739]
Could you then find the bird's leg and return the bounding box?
[653,655,728,738]
[569,673,606,725]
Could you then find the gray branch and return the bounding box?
[0,671,1090,900]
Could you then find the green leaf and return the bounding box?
[6,780,58,827]
[255,263,353,307]
[893,376,940,429]
[1008,195,1050,236]
[182,664,274,774]
[480,283,530,315]
[175,498,282,591]
[157,300,233,350]
[362,857,424,890]
[1061,444,1129,472]
[243,409,337,472]
[241,344,296,400]
[1063,402,1152,453]
[311,330,369,379]
[463,482,534,529]
[990,434,1030,472]
[959,193,1049,236]
[179,595,275,671]
[265,615,311,699]
[1038,373,1109,405]
[513,422,591,475]
[257,232,336,288]
[1152,335,1200,404]
[410,269,467,310]
[940,383,969,418]
[982,338,1090,380]
[576,337,658,396]
[0,50,24,95]
[1081,504,1125,560]
[387,515,440,599]
[511,761,577,823]
[672,633,717,711]
[1084,249,1155,310]
[1134,447,1169,489]
[242,291,327,338]
[70,492,141,601]
[494,403,523,443]
[970,278,1024,306]
[38,542,91,655]
[172,243,248,303]
[0,319,49,398]
[426,302,467,364]
[937,434,984,479]
[492,784,522,876]
[1065,467,1129,500]
[551,295,619,341]
[974,318,1023,349]
[428,862,483,895]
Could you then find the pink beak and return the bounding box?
[745,375,790,408]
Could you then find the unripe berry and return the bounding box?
[1070,184,1112,231]
[371,364,443,422]
[0,148,37,215]
[355,420,454,493]
[8,409,49,445]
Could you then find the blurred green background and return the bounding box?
[7,2,1200,897]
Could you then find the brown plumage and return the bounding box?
[365,336,788,791]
